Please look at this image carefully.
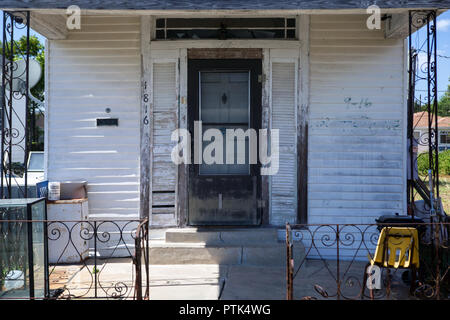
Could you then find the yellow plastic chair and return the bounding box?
[363,227,420,299]
[370,227,420,269]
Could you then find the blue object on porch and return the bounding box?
[36,180,48,198]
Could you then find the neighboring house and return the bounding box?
[0,2,446,261]
[414,111,450,153]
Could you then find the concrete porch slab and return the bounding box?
[49,258,414,300]
[50,260,227,300]
[149,264,227,300]
[220,265,286,300]
[149,228,304,266]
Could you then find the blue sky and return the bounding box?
[1,10,449,97]
[414,10,450,99]
[437,11,450,94]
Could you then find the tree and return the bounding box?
[438,79,450,117]
[413,79,450,117]
[1,35,45,151]
[0,35,45,101]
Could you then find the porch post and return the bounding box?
[140,16,152,220]
[297,15,310,224]
[177,48,188,227]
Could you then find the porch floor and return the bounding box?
[49,258,414,300]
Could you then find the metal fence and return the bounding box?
[286,222,449,300]
[0,218,149,300]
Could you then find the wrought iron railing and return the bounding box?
[1,11,33,199]
[133,218,149,300]
[286,222,449,300]
[407,10,440,218]
[0,218,149,300]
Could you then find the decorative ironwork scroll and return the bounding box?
[1,11,31,199]
[45,219,149,300]
[406,10,448,299]
[407,10,440,217]
[286,222,449,300]
[1,218,150,300]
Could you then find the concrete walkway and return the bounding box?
[49,258,414,300]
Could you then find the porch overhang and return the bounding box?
[1,8,447,40]
[29,12,67,40]
[0,0,448,10]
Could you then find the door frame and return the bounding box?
[187,58,263,226]
[142,17,310,227]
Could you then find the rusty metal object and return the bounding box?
[286,223,293,300]
[134,218,149,300]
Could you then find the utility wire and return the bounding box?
[416,48,450,59]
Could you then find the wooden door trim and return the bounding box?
[188,48,262,60]
[187,58,263,226]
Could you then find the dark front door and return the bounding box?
[188,59,262,225]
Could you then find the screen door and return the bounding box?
[188,59,262,225]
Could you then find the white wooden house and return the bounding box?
[414,111,450,153]
[0,2,447,262]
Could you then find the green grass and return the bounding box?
[416,175,450,214]
[438,175,450,214]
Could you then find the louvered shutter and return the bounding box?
[151,62,177,226]
[270,62,298,225]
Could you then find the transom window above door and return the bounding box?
[155,18,296,40]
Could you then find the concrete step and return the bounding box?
[149,241,293,266]
[165,228,278,245]
[95,244,135,258]
[149,228,306,266]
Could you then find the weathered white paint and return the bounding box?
[308,14,406,226]
[261,48,271,222]
[151,41,303,227]
[269,58,298,225]
[298,14,310,224]
[149,53,179,226]
[46,16,141,219]
[177,48,188,226]
[45,13,409,234]
[140,16,151,220]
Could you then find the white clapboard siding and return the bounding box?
[47,16,141,219]
[151,62,178,226]
[270,62,297,225]
[308,14,406,229]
